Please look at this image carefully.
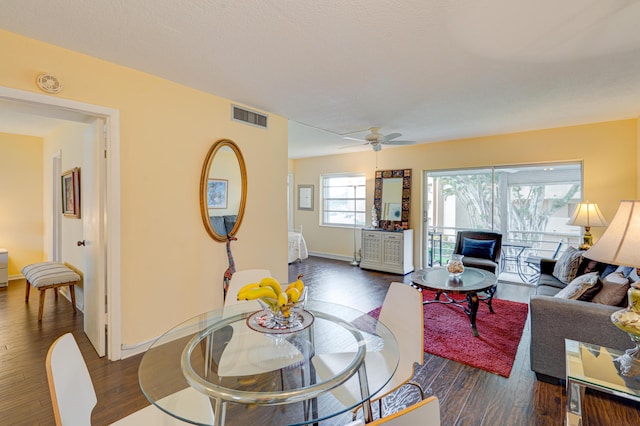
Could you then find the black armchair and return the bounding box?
[452,231,503,274]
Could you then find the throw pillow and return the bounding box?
[576,258,611,277]
[461,238,495,259]
[552,246,583,284]
[554,272,599,300]
[592,272,631,306]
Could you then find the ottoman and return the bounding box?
[22,262,81,321]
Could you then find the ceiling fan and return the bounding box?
[343,127,416,152]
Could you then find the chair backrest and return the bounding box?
[376,282,424,395]
[46,333,97,426]
[551,240,564,259]
[453,231,503,262]
[369,396,440,425]
[223,269,272,317]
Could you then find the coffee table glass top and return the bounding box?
[411,267,497,293]
[565,339,640,399]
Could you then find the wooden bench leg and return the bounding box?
[25,280,31,302]
[69,284,77,313]
[38,289,46,321]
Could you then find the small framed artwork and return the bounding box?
[207,178,228,209]
[61,167,81,218]
[298,184,314,211]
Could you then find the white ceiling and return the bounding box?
[2,0,640,158]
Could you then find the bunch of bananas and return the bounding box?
[237,274,305,317]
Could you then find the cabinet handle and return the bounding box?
[77,240,86,246]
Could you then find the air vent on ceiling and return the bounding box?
[232,105,268,129]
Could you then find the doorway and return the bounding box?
[0,86,122,360]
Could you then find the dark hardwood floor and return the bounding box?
[1,256,639,425]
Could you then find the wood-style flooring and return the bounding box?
[1,256,639,425]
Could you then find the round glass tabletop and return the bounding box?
[138,300,399,425]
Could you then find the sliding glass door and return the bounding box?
[424,162,583,283]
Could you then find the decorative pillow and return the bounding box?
[592,272,631,306]
[552,246,583,284]
[576,258,611,277]
[577,276,603,301]
[223,215,237,235]
[554,272,599,300]
[210,216,226,235]
[461,238,496,259]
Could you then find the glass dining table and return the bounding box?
[138,300,399,425]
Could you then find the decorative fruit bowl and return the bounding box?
[237,274,310,332]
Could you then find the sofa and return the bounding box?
[529,249,636,383]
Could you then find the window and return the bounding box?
[424,162,583,278]
[321,174,366,226]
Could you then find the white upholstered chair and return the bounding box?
[312,282,425,417]
[46,333,214,425]
[217,269,303,377]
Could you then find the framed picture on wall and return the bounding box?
[61,167,81,218]
[207,178,228,209]
[298,184,314,211]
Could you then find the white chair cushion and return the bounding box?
[22,262,80,287]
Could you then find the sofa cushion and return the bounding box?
[592,272,631,306]
[554,272,599,300]
[552,246,583,284]
[461,238,495,259]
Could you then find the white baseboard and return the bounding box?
[308,251,357,263]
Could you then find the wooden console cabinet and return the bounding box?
[360,229,414,275]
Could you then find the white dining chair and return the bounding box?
[217,269,303,377]
[46,333,214,425]
[312,282,425,418]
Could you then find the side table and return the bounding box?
[565,338,640,425]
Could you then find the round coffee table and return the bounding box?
[410,267,497,336]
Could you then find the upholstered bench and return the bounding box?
[22,262,80,321]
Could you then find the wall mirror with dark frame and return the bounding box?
[199,139,247,242]
[373,169,411,230]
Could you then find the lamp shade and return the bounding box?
[567,202,608,227]
[584,200,640,268]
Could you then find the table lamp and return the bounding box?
[567,201,608,249]
[584,200,640,378]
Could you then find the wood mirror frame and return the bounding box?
[199,139,247,242]
[374,169,411,230]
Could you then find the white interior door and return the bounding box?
[82,118,106,357]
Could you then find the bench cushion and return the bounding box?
[22,262,80,288]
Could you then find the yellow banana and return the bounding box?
[259,277,282,296]
[286,287,300,303]
[239,286,278,301]
[236,283,260,300]
[278,292,289,307]
[287,274,305,293]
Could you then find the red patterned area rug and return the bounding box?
[369,290,528,378]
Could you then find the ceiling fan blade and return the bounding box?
[339,141,370,149]
[383,140,416,146]
[343,136,367,142]
[380,132,402,142]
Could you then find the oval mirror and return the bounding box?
[199,139,247,242]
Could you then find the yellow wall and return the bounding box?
[293,119,638,267]
[0,132,44,275]
[1,30,288,346]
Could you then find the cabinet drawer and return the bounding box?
[383,234,403,241]
[362,231,382,239]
